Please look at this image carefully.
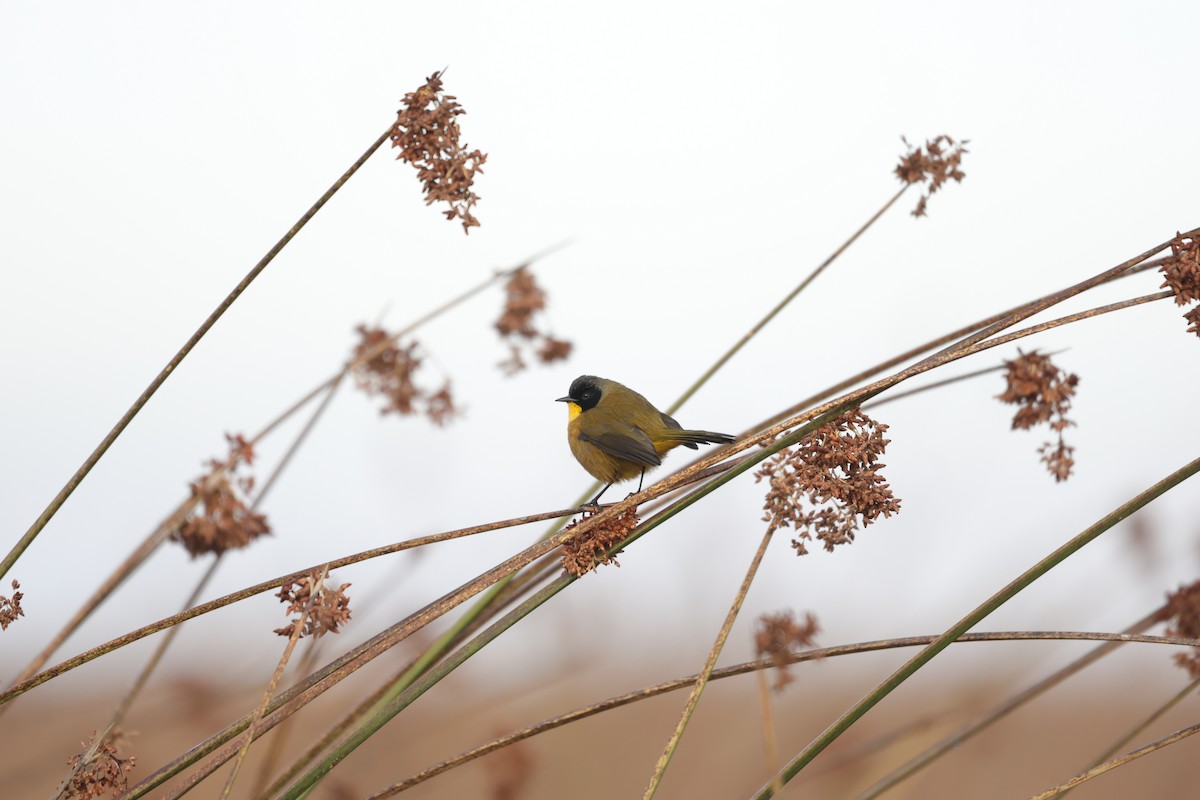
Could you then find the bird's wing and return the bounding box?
[579,423,662,467]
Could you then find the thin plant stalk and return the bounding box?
[273,577,576,800]
[286,392,887,798]
[273,405,852,799]
[756,670,784,798]
[275,476,781,800]
[1056,674,1200,800]
[0,508,579,707]
[249,535,430,800]
[751,455,1200,799]
[252,374,347,504]
[38,491,631,800]
[649,185,911,798]
[4,209,563,712]
[1,126,394,583]
[248,642,422,800]
[855,605,1168,800]
[3,151,550,699]
[121,497,636,799]
[254,549,567,800]
[669,185,908,415]
[1,497,199,701]
[3,344,319,699]
[642,530,776,799]
[1028,721,1200,800]
[254,553,563,800]
[12,242,557,685]
[249,238,572,447]
[219,566,328,800]
[751,257,1167,435]
[48,557,222,800]
[51,375,345,796]
[917,229,1195,369]
[363,630,1200,799]
[862,361,1013,410]
[814,715,941,777]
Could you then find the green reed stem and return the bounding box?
[750,454,1200,799]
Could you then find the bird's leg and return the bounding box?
[623,468,646,502]
[585,482,613,511]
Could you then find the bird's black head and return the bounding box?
[558,375,603,411]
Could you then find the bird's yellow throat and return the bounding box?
[566,401,583,422]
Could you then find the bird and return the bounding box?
[556,375,735,508]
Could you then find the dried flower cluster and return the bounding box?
[756,410,900,555]
[894,134,968,217]
[495,268,573,375]
[1159,233,1200,338]
[350,325,460,426]
[274,570,352,639]
[754,610,820,691]
[174,434,270,558]
[561,507,640,576]
[996,350,1080,482]
[63,731,136,799]
[0,579,24,630]
[391,70,486,233]
[1162,580,1200,679]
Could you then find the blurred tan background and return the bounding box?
[3,1,1200,798]
[6,655,1198,798]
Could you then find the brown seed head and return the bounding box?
[174,435,271,558]
[755,409,900,555]
[64,730,136,799]
[997,350,1080,482]
[754,610,820,691]
[894,134,969,217]
[495,268,546,339]
[493,268,572,374]
[352,326,423,415]
[0,579,24,631]
[561,507,640,576]
[391,70,487,233]
[1160,234,1200,306]
[274,570,352,639]
[350,325,462,424]
[1159,234,1200,338]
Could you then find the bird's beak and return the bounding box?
[555,396,572,403]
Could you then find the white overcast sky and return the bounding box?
[1,2,1199,690]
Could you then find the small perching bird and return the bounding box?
[556,375,734,507]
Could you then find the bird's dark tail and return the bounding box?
[660,430,735,450]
